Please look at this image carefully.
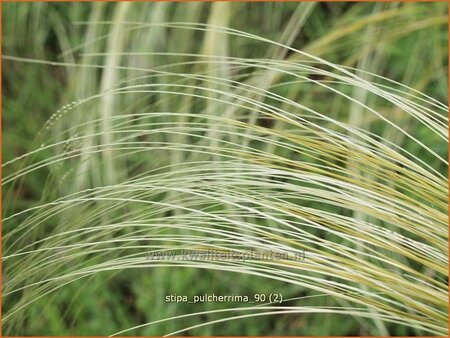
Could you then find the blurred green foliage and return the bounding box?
[2,2,447,335]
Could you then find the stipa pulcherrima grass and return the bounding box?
[2,2,448,336]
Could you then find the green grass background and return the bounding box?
[2,2,447,336]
